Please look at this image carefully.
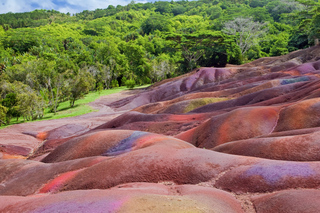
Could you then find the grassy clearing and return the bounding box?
[42,86,128,120]
[0,86,131,129]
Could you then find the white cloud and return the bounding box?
[0,0,30,13]
[66,0,119,10]
[31,0,56,9]
[56,6,78,14]
[0,0,155,14]
[62,0,143,10]
[0,0,57,13]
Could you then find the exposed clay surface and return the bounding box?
[2,46,320,212]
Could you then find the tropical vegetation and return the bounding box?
[0,0,319,125]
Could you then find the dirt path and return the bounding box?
[0,89,142,155]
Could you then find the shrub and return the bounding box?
[121,76,127,86]
[125,79,135,89]
[111,79,119,88]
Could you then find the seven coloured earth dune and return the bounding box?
[2,46,320,212]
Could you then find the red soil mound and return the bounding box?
[252,189,320,213]
[213,130,320,161]
[0,183,244,213]
[42,130,193,163]
[176,106,280,148]
[2,46,320,212]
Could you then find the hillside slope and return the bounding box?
[2,46,320,212]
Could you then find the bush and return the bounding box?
[121,76,127,86]
[0,104,7,126]
[111,79,119,88]
[125,79,135,89]
[142,76,151,84]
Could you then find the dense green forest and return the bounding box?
[0,0,319,125]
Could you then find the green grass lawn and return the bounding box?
[41,86,128,120]
[0,84,151,129]
[0,86,132,129]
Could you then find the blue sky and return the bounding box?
[0,0,159,14]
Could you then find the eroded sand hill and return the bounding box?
[2,46,320,212]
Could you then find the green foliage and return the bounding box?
[96,82,103,94]
[121,76,127,86]
[172,5,187,16]
[270,32,290,56]
[167,31,234,70]
[150,55,176,82]
[249,0,270,8]
[141,14,171,35]
[0,80,46,121]
[0,10,66,29]
[309,13,320,43]
[266,0,304,22]
[125,79,136,89]
[155,1,172,14]
[68,68,95,107]
[206,5,223,20]
[247,46,263,61]
[1,93,20,124]
[2,29,42,53]
[111,79,119,88]
[0,104,7,126]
